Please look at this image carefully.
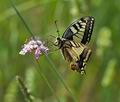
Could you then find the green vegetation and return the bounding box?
[0,0,120,102]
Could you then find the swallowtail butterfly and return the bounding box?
[54,16,95,74]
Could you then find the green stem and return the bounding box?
[16,75,34,102]
[10,1,60,101]
[35,60,60,102]
[45,55,77,102]
[9,0,35,39]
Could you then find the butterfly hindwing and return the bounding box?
[70,47,92,74]
[60,40,91,73]
[62,16,95,44]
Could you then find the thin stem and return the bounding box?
[45,55,77,102]
[35,60,60,102]
[10,0,76,101]
[9,0,35,39]
[10,1,60,101]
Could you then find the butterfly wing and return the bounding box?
[62,16,95,44]
[61,40,84,61]
[61,42,85,62]
[60,40,91,74]
[70,47,92,74]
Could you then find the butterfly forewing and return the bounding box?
[62,16,95,44]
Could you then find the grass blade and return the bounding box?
[16,75,34,102]
[10,0,60,101]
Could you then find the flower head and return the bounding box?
[19,37,49,59]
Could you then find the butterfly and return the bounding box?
[54,16,95,74]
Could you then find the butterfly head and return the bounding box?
[54,37,66,49]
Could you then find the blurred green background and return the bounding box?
[0,0,120,102]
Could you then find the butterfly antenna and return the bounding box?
[55,20,60,37]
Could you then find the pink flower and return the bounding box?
[19,37,49,59]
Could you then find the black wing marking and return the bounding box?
[76,48,92,74]
[62,16,95,44]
